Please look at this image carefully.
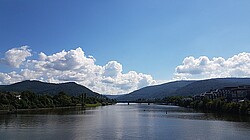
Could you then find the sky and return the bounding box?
[1,0,250,94]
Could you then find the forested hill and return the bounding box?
[116,80,194,101]
[175,78,250,96]
[116,78,250,102]
[0,80,100,97]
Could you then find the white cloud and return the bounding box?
[103,61,122,78]
[0,73,11,85]
[174,52,250,80]
[0,46,155,94]
[0,46,32,68]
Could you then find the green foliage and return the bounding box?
[160,95,250,115]
[0,91,116,111]
[162,96,183,105]
[53,92,72,107]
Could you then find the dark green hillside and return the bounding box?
[175,78,250,96]
[116,78,250,102]
[0,80,100,97]
[116,81,194,101]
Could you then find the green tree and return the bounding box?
[53,92,72,107]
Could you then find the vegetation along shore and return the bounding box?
[0,91,116,114]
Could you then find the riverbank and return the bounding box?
[0,103,115,115]
[160,96,250,116]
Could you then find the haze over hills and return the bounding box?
[116,80,194,101]
[104,95,125,99]
[0,80,101,97]
[116,78,250,101]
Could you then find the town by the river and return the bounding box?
[0,103,250,140]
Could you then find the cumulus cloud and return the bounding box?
[0,46,155,94]
[0,46,32,68]
[174,52,250,80]
[103,61,122,78]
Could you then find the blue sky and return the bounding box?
[1,0,250,94]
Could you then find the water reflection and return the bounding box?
[134,103,250,122]
[0,104,250,140]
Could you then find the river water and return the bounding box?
[0,103,250,140]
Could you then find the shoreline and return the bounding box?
[0,103,113,115]
[0,106,82,115]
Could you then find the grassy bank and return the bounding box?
[85,103,102,107]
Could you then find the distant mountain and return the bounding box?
[104,95,125,99]
[0,80,101,97]
[116,78,250,101]
[175,78,250,96]
[116,81,194,101]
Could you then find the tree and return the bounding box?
[53,92,72,107]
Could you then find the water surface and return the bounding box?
[0,103,250,140]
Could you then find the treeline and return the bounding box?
[0,91,116,111]
[162,96,250,115]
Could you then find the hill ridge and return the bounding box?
[116,78,250,101]
[0,80,100,97]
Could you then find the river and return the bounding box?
[0,103,250,140]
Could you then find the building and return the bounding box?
[15,95,21,100]
[194,85,250,102]
[223,86,250,102]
